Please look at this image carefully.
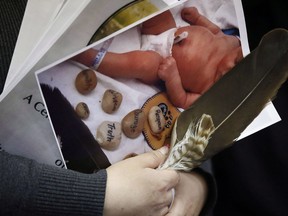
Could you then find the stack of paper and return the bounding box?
[0,0,281,171]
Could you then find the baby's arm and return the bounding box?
[72,48,162,84]
[158,57,200,109]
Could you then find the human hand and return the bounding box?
[158,57,188,108]
[103,146,180,216]
[167,171,208,216]
[158,56,179,83]
[158,57,200,109]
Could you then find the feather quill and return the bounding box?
[159,29,288,171]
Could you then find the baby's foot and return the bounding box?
[181,7,220,35]
[158,56,179,82]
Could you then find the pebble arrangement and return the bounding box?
[74,69,166,158]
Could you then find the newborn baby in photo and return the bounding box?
[73,6,243,109]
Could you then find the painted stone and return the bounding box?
[148,106,165,134]
[122,109,146,139]
[75,102,90,119]
[101,89,123,114]
[75,69,97,94]
[96,121,122,150]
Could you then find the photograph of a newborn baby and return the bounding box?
[74,6,243,109]
[37,0,244,173]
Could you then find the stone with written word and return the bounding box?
[101,89,123,114]
[148,106,165,134]
[122,109,146,139]
[75,69,97,95]
[96,121,122,150]
[75,102,90,119]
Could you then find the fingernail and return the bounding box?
[159,146,169,156]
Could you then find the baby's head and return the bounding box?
[172,25,243,94]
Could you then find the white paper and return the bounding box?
[2,0,92,98]
[5,0,66,90]
[34,0,280,168]
[0,0,182,166]
[1,0,281,169]
[0,71,65,167]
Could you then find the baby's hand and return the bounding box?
[158,56,201,109]
[158,56,179,82]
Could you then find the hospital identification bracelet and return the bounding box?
[91,38,113,70]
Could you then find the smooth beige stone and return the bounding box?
[101,89,123,114]
[96,121,122,150]
[122,109,146,139]
[148,106,165,134]
[75,69,97,94]
[75,102,90,119]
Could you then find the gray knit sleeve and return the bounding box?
[0,151,107,216]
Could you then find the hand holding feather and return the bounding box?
[159,29,288,171]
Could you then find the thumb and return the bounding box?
[136,146,169,169]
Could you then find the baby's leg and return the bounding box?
[181,7,221,35]
[158,57,200,109]
[141,10,176,35]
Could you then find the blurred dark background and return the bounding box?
[213,1,288,215]
[242,0,288,50]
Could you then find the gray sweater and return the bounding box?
[0,151,107,215]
